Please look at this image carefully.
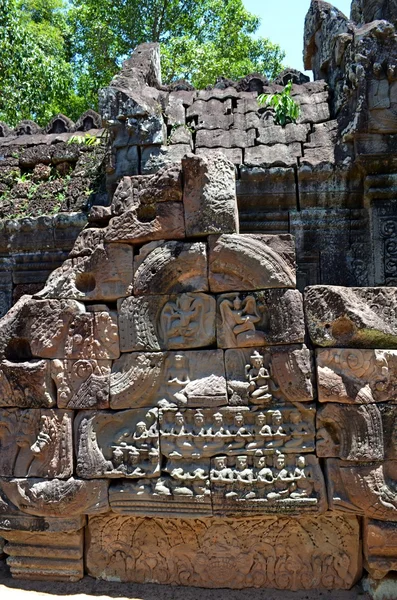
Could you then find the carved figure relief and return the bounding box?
[0,360,55,408]
[64,308,119,360]
[75,409,159,478]
[225,346,314,406]
[86,514,361,589]
[218,293,267,348]
[317,348,397,404]
[119,293,216,352]
[211,452,327,515]
[160,406,315,460]
[52,359,111,409]
[0,409,73,478]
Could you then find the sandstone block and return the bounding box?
[195,128,256,148]
[110,350,227,410]
[0,478,109,517]
[75,408,159,478]
[327,459,397,522]
[134,241,208,295]
[64,307,119,360]
[0,408,73,478]
[363,519,397,580]
[316,348,397,404]
[182,153,238,237]
[208,233,296,292]
[118,293,216,352]
[51,359,111,409]
[211,453,326,516]
[305,286,397,348]
[159,405,315,460]
[217,290,305,349]
[257,123,309,145]
[3,529,84,581]
[0,359,55,408]
[245,144,302,168]
[195,147,243,165]
[37,242,133,302]
[225,345,314,406]
[237,166,298,211]
[86,513,361,589]
[141,144,191,174]
[105,176,185,244]
[317,402,397,461]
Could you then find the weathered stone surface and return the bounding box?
[63,307,119,360]
[351,0,397,26]
[0,359,55,408]
[305,286,397,348]
[182,153,238,237]
[0,409,73,478]
[160,406,315,459]
[141,144,191,175]
[134,241,208,295]
[363,519,397,580]
[3,529,84,581]
[51,359,111,409]
[75,408,159,478]
[118,293,216,352]
[86,513,361,588]
[245,144,302,168]
[237,167,297,215]
[327,459,397,521]
[195,128,256,149]
[257,123,309,145]
[211,453,326,516]
[195,147,243,165]
[317,403,397,461]
[0,478,109,516]
[110,350,227,409]
[225,346,314,406]
[105,176,185,244]
[217,290,305,349]
[208,234,296,292]
[316,348,397,404]
[36,241,133,301]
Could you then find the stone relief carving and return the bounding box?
[225,346,314,406]
[64,307,119,360]
[86,514,361,589]
[160,406,316,460]
[208,234,296,292]
[316,348,397,404]
[0,478,109,517]
[119,293,216,352]
[0,409,73,478]
[0,360,55,408]
[110,352,164,409]
[327,459,397,521]
[52,359,111,409]
[363,519,397,580]
[211,452,327,515]
[75,408,159,478]
[217,290,305,348]
[134,241,208,295]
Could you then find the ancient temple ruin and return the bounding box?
[0,0,396,594]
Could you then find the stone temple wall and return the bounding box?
[0,0,396,594]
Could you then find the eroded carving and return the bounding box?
[52,359,111,409]
[64,307,119,360]
[75,408,159,478]
[0,409,73,478]
[363,519,397,580]
[0,360,55,408]
[86,513,361,589]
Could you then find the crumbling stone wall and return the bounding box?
[0,1,396,594]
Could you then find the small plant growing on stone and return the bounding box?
[68,133,100,146]
[257,81,300,126]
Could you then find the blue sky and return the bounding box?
[242,0,352,73]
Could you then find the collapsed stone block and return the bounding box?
[316,348,397,404]
[0,359,55,408]
[134,241,208,295]
[208,233,296,292]
[225,345,314,406]
[75,408,159,478]
[182,153,239,237]
[305,286,397,348]
[216,290,305,348]
[3,528,84,581]
[0,408,73,478]
[110,350,227,410]
[118,293,216,352]
[86,513,361,588]
[363,519,397,580]
[52,359,111,409]
[0,478,109,517]
[327,459,397,522]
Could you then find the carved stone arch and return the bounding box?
[45,114,75,134]
[75,109,102,131]
[0,121,13,137]
[14,120,41,136]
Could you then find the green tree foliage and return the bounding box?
[0,0,286,124]
[0,0,74,125]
